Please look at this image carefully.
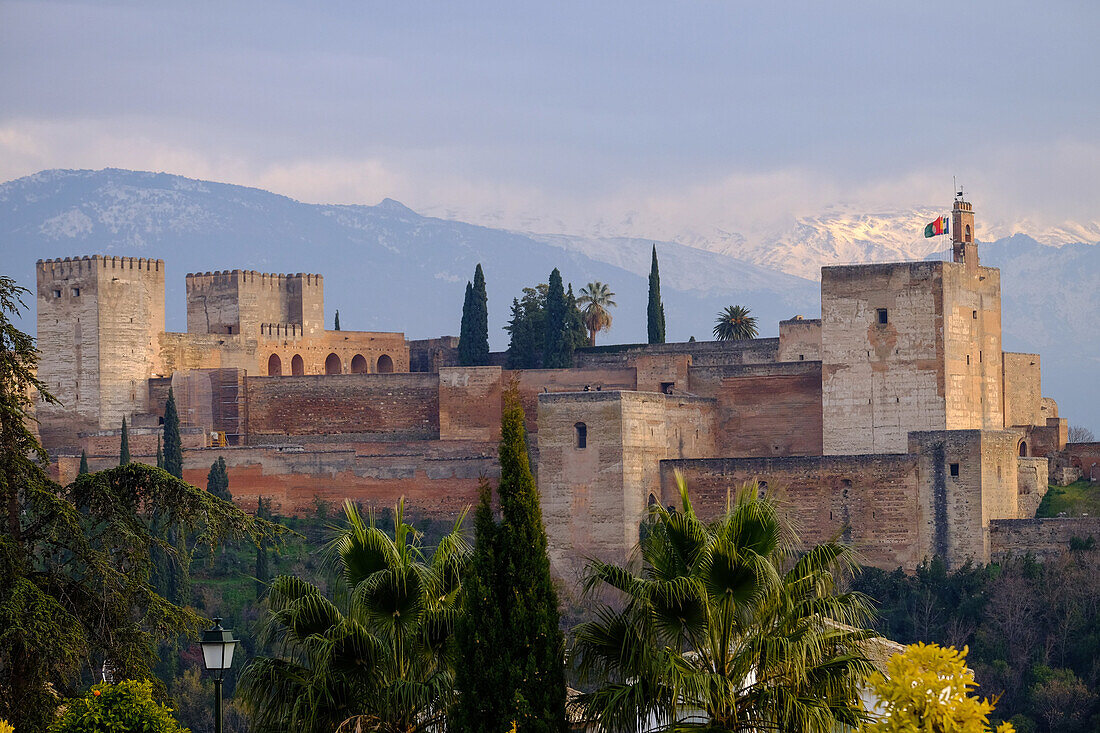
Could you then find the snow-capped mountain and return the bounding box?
[1,168,1096,433]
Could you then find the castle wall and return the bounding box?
[822,263,947,455]
[635,354,691,394]
[258,331,409,376]
[575,338,780,369]
[661,454,925,570]
[1016,456,1049,518]
[157,332,259,375]
[504,368,637,433]
[438,367,503,441]
[185,271,325,336]
[244,373,440,440]
[990,517,1100,563]
[778,317,822,362]
[408,337,460,373]
[1002,353,1043,427]
[941,264,1003,431]
[688,362,823,457]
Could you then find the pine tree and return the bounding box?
[78,449,89,475]
[334,309,341,331]
[206,457,231,501]
[118,418,131,466]
[543,269,570,369]
[506,285,547,369]
[254,497,271,600]
[647,244,666,344]
[459,280,475,365]
[453,388,567,732]
[470,263,489,365]
[565,284,587,352]
[155,436,163,469]
[163,388,183,479]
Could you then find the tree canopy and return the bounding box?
[713,305,759,341]
[459,263,490,366]
[647,245,666,344]
[577,281,616,346]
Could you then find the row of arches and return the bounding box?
[267,352,394,377]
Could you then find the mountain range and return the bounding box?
[1,168,1096,433]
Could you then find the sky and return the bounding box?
[2,0,1098,240]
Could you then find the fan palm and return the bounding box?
[712,306,758,341]
[577,281,617,346]
[572,474,877,732]
[239,499,470,733]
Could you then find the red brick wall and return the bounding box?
[438,367,502,441]
[504,368,636,433]
[244,373,440,440]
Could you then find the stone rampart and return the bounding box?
[575,339,780,368]
[990,517,1100,562]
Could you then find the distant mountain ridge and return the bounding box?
[1,168,1096,433]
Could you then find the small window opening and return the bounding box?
[966,355,970,365]
[1019,441,1027,457]
[660,381,674,395]
[71,287,80,297]
[876,308,888,325]
[52,289,61,298]
[799,354,805,360]
[950,463,960,477]
[972,310,978,319]
[574,422,587,449]
[965,224,972,242]
[227,326,234,334]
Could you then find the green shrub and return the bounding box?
[51,681,189,733]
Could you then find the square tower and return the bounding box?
[36,256,166,451]
[821,255,1004,455]
[185,271,324,336]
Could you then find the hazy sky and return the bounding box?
[2,0,1098,238]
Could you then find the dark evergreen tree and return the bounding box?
[254,496,271,600]
[647,244,666,344]
[497,387,567,731]
[543,269,571,369]
[334,309,341,331]
[119,417,131,466]
[458,280,474,365]
[78,449,89,475]
[452,479,511,731]
[505,285,548,369]
[163,388,183,479]
[206,456,231,502]
[565,284,588,352]
[155,436,163,469]
[468,263,490,365]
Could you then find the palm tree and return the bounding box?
[572,474,877,732]
[239,499,470,733]
[577,281,617,346]
[713,305,758,341]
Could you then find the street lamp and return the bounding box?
[200,617,239,733]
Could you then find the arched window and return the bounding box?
[1019,440,1028,457]
[377,354,394,373]
[965,224,972,243]
[350,354,368,374]
[325,353,342,375]
[267,353,282,376]
[574,422,587,449]
[291,354,305,376]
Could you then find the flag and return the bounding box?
[924,215,949,238]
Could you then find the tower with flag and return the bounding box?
[950,191,978,271]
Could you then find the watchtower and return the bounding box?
[36,256,166,450]
[951,194,978,272]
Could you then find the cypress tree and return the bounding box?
[334,309,341,331]
[647,244,666,344]
[78,449,89,475]
[163,388,183,479]
[155,436,163,469]
[459,280,475,365]
[118,418,131,466]
[543,268,570,369]
[470,263,489,365]
[453,388,567,733]
[255,497,271,600]
[565,284,587,352]
[452,480,510,731]
[206,456,231,501]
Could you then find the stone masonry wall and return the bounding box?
[438,366,503,441]
[244,373,440,440]
[778,317,822,362]
[822,262,947,455]
[1002,353,1043,427]
[1016,457,1049,518]
[661,454,924,570]
[990,517,1100,563]
[574,339,780,369]
[941,263,1004,432]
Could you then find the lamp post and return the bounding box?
[199,617,239,733]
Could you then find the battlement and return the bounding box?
[38,255,164,278]
[185,270,323,289]
[260,323,303,338]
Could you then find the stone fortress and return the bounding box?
[35,196,1100,582]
